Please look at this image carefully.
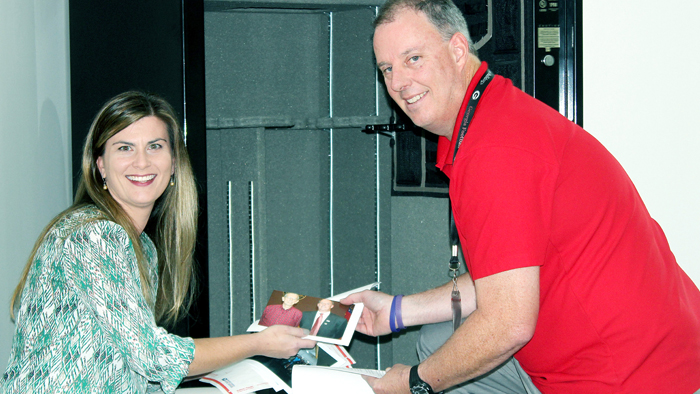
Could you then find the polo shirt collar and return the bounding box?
[436,61,490,178]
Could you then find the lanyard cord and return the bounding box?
[449,69,494,332]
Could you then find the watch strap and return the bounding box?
[409,365,440,394]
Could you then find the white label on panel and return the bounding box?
[538,27,561,49]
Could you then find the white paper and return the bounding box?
[317,343,355,367]
[291,365,385,394]
[328,282,379,301]
[200,360,275,394]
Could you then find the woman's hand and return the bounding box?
[189,326,315,376]
[255,325,316,359]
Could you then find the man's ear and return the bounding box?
[449,32,470,67]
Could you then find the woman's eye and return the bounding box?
[149,143,163,150]
[117,145,131,151]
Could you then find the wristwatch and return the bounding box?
[409,365,440,394]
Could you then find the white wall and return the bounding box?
[0,0,71,372]
[583,1,700,286]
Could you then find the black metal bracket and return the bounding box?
[362,123,407,142]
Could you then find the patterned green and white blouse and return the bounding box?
[1,206,195,393]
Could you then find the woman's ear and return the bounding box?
[96,156,105,179]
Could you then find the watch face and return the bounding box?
[410,382,432,394]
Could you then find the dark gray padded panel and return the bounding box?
[205,10,330,120]
[207,128,261,337]
[208,127,332,336]
[389,196,457,365]
[328,129,380,367]
[391,197,454,295]
[206,0,384,9]
[330,7,378,118]
[330,129,378,294]
[327,6,381,295]
[261,128,331,297]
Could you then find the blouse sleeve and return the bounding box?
[61,220,194,394]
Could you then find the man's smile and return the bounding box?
[406,91,427,104]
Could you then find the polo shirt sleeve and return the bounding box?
[451,145,557,280]
[62,221,195,394]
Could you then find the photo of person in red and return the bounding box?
[259,292,303,327]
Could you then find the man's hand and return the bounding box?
[363,364,412,394]
[340,290,394,336]
[255,325,316,358]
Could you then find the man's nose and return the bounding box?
[389,68,410,92]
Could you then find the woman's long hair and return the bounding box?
[10,91,199,326]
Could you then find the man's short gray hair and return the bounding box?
[374,0,476,55]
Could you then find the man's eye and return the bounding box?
[381,67,392,75]
[409,56,420,63]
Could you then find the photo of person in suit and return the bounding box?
[299,299,348,339]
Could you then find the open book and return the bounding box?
[201,283,384,394]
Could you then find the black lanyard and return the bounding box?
[452,68,494,162]
[449,69,493,332]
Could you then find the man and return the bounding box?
[300,299,348,339]
[341,1,700,393]
[259,292,303,327]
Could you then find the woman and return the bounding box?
[1,91,314,393]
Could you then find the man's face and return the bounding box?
[282,293,300,308]
[317,299,334,313]
[374,9,465,138]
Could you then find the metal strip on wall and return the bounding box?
[249,181,257,323]
[227,180,234,336]
[329,10,335,297]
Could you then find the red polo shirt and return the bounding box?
[436,62,700,393]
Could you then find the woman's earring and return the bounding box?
[170,175,175,186]
[103,178,108,190]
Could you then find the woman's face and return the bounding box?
[96,116,174,224]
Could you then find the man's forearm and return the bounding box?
[417,306,527,391]
[415,267,540,392]
[401,272,477,327]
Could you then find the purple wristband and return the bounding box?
[395,294,405,330]
[390,295,404,333]
[389,295,398,333]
